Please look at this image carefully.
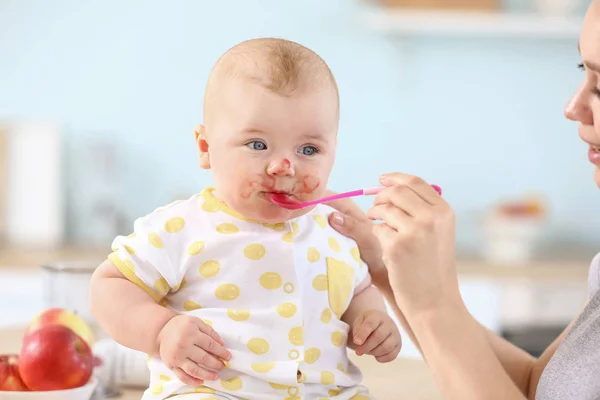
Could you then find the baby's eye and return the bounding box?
[247,141,267,151]
[299,145,318,156]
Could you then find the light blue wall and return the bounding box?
[0,0,597,251]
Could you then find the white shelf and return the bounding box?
[364,9,583,39]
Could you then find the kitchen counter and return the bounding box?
[0,326,440,400]
[0,246,592,280]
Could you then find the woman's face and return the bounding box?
[565,0,600,188]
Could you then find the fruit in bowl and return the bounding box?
[19,324,94,391]
[25,308,94,348]
[0,355,29,391]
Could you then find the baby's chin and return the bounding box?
[244,203,316,224]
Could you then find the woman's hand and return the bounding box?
[366,173,458,314]
[325,191,387,284]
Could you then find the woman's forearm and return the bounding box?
[409,301,526,400]
[373,271,535,396]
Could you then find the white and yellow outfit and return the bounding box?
[109,187,375,400]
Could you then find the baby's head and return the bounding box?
[195,38,340,223]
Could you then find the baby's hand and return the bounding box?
[352,310,402,363]
[157,315,232,386]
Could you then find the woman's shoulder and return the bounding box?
[588,253,600,299]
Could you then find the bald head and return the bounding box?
[203,38,339,123]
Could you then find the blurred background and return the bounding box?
[0,0,598,364]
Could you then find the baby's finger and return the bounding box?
[356,328,391,356]
[368,334,398,358]
[181,359,219,382]
[190,346,226,370]
[194,331,232,361]
[353,314,382,347]
[375,344,401,363]
[173,367,204,386]
[196,319,226,346]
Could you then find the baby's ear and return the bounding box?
[194,124,211,169]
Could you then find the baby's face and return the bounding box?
[200,79,339,223]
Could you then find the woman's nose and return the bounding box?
[267,158,295,176]
[565,85,594,125]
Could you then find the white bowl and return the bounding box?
[0,378,97,400]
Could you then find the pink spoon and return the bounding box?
[269,184,442,210]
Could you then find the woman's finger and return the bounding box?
[367,204,412,232]
[379,173,442,205]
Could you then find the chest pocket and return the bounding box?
[326,257,356,319]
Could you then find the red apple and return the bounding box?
[0,355,29,391]
[19,325,93,391]
[26,308,94,347]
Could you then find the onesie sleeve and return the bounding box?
[108,213,185,303]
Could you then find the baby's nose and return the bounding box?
[267,158,295,176]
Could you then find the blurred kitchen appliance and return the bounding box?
[5,121,64,247]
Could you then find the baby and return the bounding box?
[90,38,401,400]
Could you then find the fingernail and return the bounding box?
[355,337,364,345]
[332,212,344,226]
[379,174,388,183]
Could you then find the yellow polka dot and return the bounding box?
[313,214,327,228]
[124,245,135,255]
[285,396,301,400]
[159,374,171,382]
[199,260,220,278]
[297,371,306,383]
[247,338,270,355]
[332,331,345,347]
[269,382,288,390]
[329,388,342,396]
[337,363,346,373]
[154,278,169,294]
[188,240,205,256]
[215,284,240,301]
[216,223,239,234]
[146,354,152,362]
[312,274,328,291]
[304,347,321,364]
[165,217,185,233]
[251,362,276,373]
[288,387,299,396]
[321,371,335,385]
[221,377,242,391]
[350,394,371,400]
[283,282,294,293]
[326,257,355,318]
[282,231,294,243]
[277,303,297,318]
[260,272,282,290]
[227,309,250,321]
[350,247,361,262]
[194,386,217,394]
[202,201,219,212]
[263,222,286,231]
[291,222,299,234]
[202,319,212,327]
[148,232,163,248]
[321,308,332,323]
[244,243,266,260]
[307,247,320,263]
[288,349,299,360]
[288,327,303,346]
[224,360,231,369]
[184,300,202,311]
[328,237,340,252]
[173,277,187,292]
[150,383,163,394]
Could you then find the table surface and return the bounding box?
[0,326,441,400]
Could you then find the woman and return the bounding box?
[327,2,600,399]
